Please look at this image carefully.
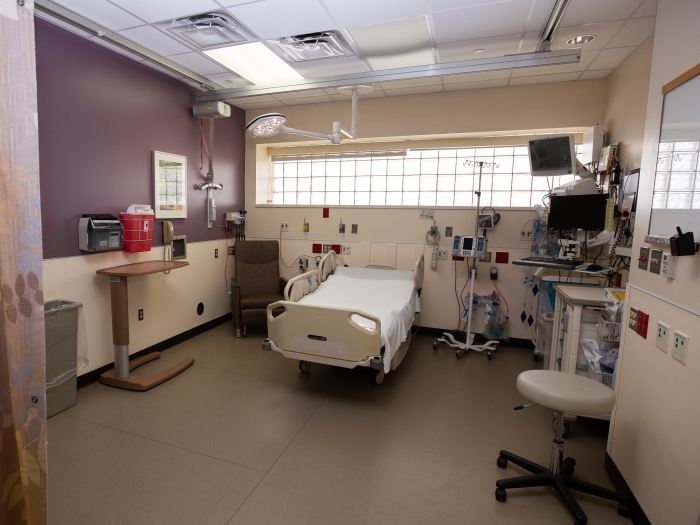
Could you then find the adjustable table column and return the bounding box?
[96,260,194,391]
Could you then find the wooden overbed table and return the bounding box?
[96,260,194,391]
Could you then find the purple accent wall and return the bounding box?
[35,18,245,259]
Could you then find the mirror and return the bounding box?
[649,67,700,237]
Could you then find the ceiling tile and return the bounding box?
[348,17,434,71]
[383,85,444,96]
[321,0,426,28]
[561,0,640,26]
[517,31,541,53]
[526,0,558,32]
[226,0,335,39]
[168,52,228,75]
[278,95,335,105]
[290,56,369,78]
[607,17,655,48]
[236,101,282,110]
[379,77,442,90]
[329,90,386,101]
[444,78,509,91]
[589,46,635,70]
[119,26,191,56]
[442,70,511,84]
[634,0,657,18]
[551,21,624,51]
[432,0,534,43]
[52,0,143,30]
[438,33,521,63]
[511,48,595,76]
[509,72,580,85]
[580,69,611,79]
[273,89,331,100]
[431,0,503,11]
[205,71,251,88]
[108,0,221,23]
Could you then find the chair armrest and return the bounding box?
[279,277,288,295]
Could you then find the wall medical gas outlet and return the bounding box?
[79,214,123,252]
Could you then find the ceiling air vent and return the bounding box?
[275,31,353,61]
[167,13,247,49]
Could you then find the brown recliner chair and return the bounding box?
[231,240,286,338]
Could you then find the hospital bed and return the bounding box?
[262,251,424,384]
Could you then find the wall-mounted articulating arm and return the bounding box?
[198,119,224,228]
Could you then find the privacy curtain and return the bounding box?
[1,1,48,524]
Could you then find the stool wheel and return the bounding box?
[496,456,508,469]
[618,503,631,518]
[534,354,541,362]
[433,342,440,350]
[487,351,494,360]
[299,361,311,372]
[456,349,466,358]
[495,488,507,502]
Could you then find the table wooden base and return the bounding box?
[99,352,195,391]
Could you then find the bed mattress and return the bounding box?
[297,269,420,373]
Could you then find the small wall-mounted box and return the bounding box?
[79,214,123,252]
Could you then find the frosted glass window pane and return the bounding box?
[457,148,475,157]
[341,159,355,176]
[387,159,403,175]
[283,192,296,204]
[455,175,473,191]
[272,193,283,204]
[284,163,297,177]
[297,178,311,192]
[514,146,527,155]
[325,192,339,205]
[356,160,371,176]
[420,175,437,191]
[340,177,355,191]
[437,192,454,206]
[312,161,326,177]
[438,158,456,174]
[355,192,370,205]
[493,174,512,190]
[386,192,402,205]
[340,191,354,205]
[419,192,437,206]
[480,175,493,191]
[693,193,700,209]
[404,158,421,175]
[476,147,494,156]
[454,192,472,206]
[311,191,324,205]
[312,178,325,192]
[371,159,387,175]
[531,191,547,206]
[421,158,439,173]
[479,191,491,206]
[356,176,370,191]
[532,177,550,190]
[511,191,530,207]
[513,156,530,173]
[495,147,513,155]
[456,159,475,175]
[512,175,531,190]
[672,153,698,171]
[284,178,296,192]
[403,192,419,205]
[438,175,455,191]
[674,141,699,151]
[273,178,283,192]
[297,162,311,177]
[406,149,421,158]
[558,175,575,185]
[654,172,670,191]
[494,156,513,173]
[652,192,667,209]
[670,172,693,191]
[273,163,283,177]
[404,175,420,191]
[439,149,457,157]
[326,162,340,177]
[667,192,691,208]
[297,192,310,205]
[326,177,340,191]
[657,154,672,171]
[387,176,403,191]
[475,157,494,174]
[422,149,439,158]
[658,142,673,152]
[492,192,510,207]
[371,176,387,191]
[370,192,386,205]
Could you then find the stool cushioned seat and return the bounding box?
[517,370,616,416]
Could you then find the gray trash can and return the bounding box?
[45,300,83,418]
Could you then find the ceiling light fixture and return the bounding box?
[473,49,485,54]
[566,35,596,46]
[203,42,304,85]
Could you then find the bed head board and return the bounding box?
[319,250,336,282]
[414,254,424,290]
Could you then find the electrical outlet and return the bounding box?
[656,321,670,352]
[351,224,358,234]
[629,307,638,331]
[519,230,533,240]
[228,246,234,256]
[637,310,649,339]
[138,309,144,321]
[649,248,662,274]
[437,249,448,260]
[673,331,689,365]
[215,248,218,258]
[638,246,649,270]
[342,245,351,255]
[480,251,492,262]
[281,223,289,232]
[445,226,453,237]
[419,209,435,219]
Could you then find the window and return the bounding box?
[652,141,700,209]
[270,145,583,207]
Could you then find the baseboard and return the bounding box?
[414,326,535,349]
[77,313,232,389]
[605,453,651,525]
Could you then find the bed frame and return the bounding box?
[262,251,424,384]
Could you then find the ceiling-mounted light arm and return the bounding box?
[336,85,373,141]
[536,0,572,52]
[246,113,342,144]
[280,124,341,144]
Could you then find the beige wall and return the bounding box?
[244,80,607,340]
[607,1,700,523]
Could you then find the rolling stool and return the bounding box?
[495,370,630,524]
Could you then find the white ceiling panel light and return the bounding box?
[205,71,251,88]
[52,0,143,31]
[226,0,335,40]
[321,0,427,28]
[169,51,228,75]
[292,56,369,79]
[108,0,220,24]
[437,33,522,63]
[204,43,305,85]
[348,17,434,71]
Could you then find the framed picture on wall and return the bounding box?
[153,151,187,219]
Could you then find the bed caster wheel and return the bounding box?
[262,340,272,351]
[618,503,631,518]
[487,351,494,360]
[369,356,383,370]
[433,342,440,350]
[374,368,385,385]
[497,456,508,469]
[242,326,247,338]
[456,349,465,358]
[298,360,311,372]
[495,488,507,502]
[534,354,541,362]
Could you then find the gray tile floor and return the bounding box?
[48,325,628,525]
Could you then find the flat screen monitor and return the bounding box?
[528,134,576,177]
[548,194,607,231]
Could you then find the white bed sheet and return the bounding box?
[297,274,420,373]
[334,266,414,281]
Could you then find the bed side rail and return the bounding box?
[267,301,381,362]
[284,270,320,301]
[319,250,336,282]
[414,254,424,290]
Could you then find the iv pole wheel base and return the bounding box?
[432,341,440,350]
[373,367,385,385]
[456,349,466,358]
[497,456,508,469]
[99,354,195,391]
[487,351,494,360]
[495,488,507,502]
